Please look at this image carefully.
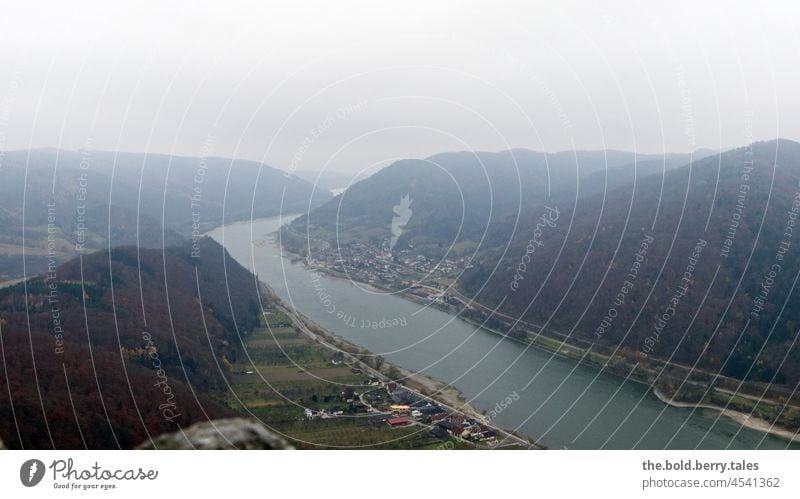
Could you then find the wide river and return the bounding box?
[209,215,799,450]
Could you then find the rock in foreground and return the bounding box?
[136,418,294,450]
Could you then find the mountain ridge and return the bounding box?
[0,237,261,449]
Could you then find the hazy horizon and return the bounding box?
[2,0,800,174]
[0,139,772,177]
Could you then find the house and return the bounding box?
[430,426,449,439]
[365,392,382,402]
[437,420,457,433]
[437,420,464,435]
[387,416,411,427]
[418,405,444,416]
[477,426,496,440]
[367,413,393,424]
[386,382,398,394]
[430,413,449,423]
[390,389,415,405]
[341,387,356,401]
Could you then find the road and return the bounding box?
[267,290,535,449]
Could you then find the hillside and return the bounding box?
[0,165,183,281]
[283,148,707,259]
[460,139,800,386]
[74,150,333,231]
[293,169,353,191]
[0,237,262,449]
[0,149,331,279]
[278,140,800,389]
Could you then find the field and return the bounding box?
[227,305,469,449]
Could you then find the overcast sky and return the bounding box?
[1,0,799,173]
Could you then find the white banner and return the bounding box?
[1,451,797,498]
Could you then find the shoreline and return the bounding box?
[286,245,800,446]
[652,388,800,444]
[269,222,800,447]
[0,276,29,290]
[259,283,540,449]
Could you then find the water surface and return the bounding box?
[209,216,798,450]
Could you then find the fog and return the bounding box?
[1,0,799,173]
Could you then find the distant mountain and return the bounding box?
[460,139,800,385]
[0,237,261,449]
[0,164,183,280]
[281,140,800,387]
[0,149,331,279]
[77,150,332,231]
[2,148,332,232]
[293,169,354,192]
[284,148,709,258]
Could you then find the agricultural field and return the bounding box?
[227,305,462,449]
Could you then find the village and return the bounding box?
[226,298,532,450]
[302,367,500,446]
[305,235,471,308]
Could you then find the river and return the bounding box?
[208,215,799,450]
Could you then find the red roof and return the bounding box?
[387,417,410,426]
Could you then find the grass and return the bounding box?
[276,418,470,449]
[228,304,461,449]
[261,309,294,327]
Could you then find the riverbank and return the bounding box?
[652,388,800,444]
[0,276,28,289]
[259,283,540,449]
[450,312,800,445]
[211,216,800,448]
[289,244,800,445]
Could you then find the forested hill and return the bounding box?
[460,139,800,386]
[0,237,262,449]
[0,165,184,280]
[285,148,707,258]
[0,148,331,280]
[0,148,332,232]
